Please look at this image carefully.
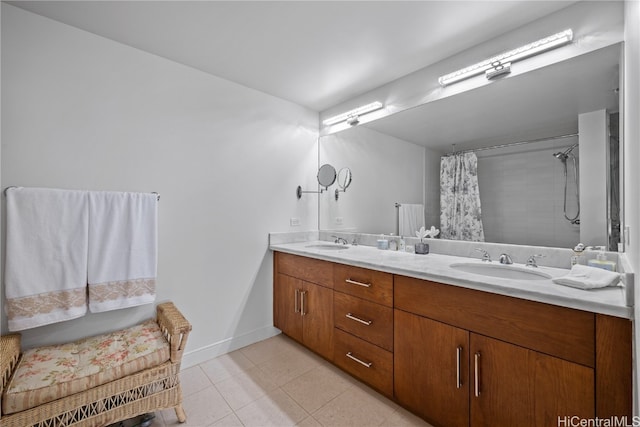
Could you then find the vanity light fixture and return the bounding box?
[322,101,383,126]
[438,29,573,87]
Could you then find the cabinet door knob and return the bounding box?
[345,278,372,288]
[346,351,373,368]
[346,313,373,326]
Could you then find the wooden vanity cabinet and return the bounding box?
[332,264,395,397]
[394,275,630,427]
[394,310,470,427]
[273,252,334,360]
[273,252,632,426]
[395,309,594,427]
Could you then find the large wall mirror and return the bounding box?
[319,43,623,251]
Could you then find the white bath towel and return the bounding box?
[4,187,88,331]
[88,191,158,313]
[399,204,425,237]
[552,264,621,290]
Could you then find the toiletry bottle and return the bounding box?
[377,235,389,250]
[571,243,585,266]
[389,238,398,251]
[398,236,406,252]
[587,251,617,271]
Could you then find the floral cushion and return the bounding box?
[2,319,169,414]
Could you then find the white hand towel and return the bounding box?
[552,264,621,290]
[399,204,425,237]
[4,187,88,331]
[88,191,158,313]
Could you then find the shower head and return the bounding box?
[553,142,579,161]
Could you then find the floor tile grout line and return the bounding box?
[177,334,432,427]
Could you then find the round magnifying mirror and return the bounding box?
[317,164,337,190]
[337,167,352,190]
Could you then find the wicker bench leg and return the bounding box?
[175,404,187,423]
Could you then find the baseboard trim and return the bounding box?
[181,325,281,369]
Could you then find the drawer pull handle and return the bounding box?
[346,352,372,368]
[345,278,372,288]
[474,352,481,397]
[346,313,372,326]
[456,346,463,389]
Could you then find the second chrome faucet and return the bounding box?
[476,248,514,264]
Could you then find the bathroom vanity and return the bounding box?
[271,241,632,427]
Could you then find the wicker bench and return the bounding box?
[0,302,191,427]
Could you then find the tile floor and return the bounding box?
[149,334,433,427]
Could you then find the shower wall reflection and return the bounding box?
[477,137,580,248]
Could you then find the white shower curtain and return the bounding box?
[440,152,485,241]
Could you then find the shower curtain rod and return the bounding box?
[447,132,578,156]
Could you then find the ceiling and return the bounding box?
[8,1,577,111]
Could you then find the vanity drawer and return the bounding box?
[394,275,595,367]
[333,328,393,397]
[333,264,393,306]
[276,252,334,288]
[334,292,393,351]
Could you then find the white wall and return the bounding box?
[477,140,580,247]
[424,146,441,229]
[0,4,319,367]
[319,126,426,235]
[624,0,640,415]
[578,110,609,247]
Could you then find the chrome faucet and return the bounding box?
[526,254,545,267]
[498,253,513,265]
[332,236,348,245]
[475,248,492,262]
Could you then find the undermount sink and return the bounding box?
[450,262,552,281]
[305,244,350,251]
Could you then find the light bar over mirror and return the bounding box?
[322,101,384,126]
[438,29,573,87]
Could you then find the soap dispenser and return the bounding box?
[587,250,617,272]
[398,236,406,252]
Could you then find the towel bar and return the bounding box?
[3,187,160,201]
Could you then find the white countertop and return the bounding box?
[270,240,632,319]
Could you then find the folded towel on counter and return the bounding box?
[88,191,158,313]
[399,204,425,237]
[552,264,621,290]
[4,187,88,331]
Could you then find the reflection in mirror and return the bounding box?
[319,43,623,250]
[334,167,353,201]
[337,167,353,190]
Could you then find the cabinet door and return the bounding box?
[470,334,594,427]
[394,310,469,427]
[274,273,303,343]
[302,281,334,360]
